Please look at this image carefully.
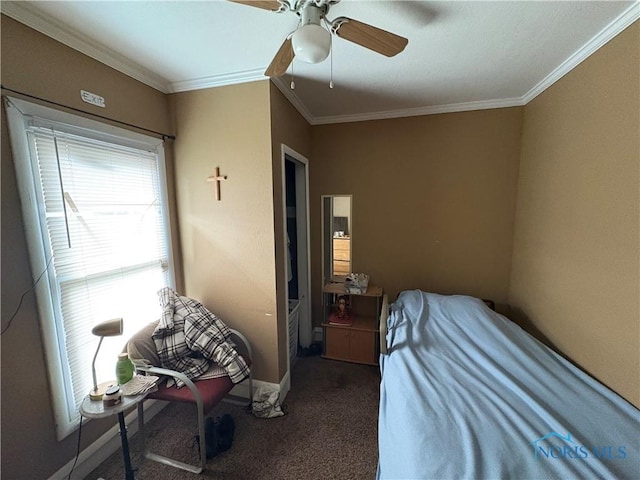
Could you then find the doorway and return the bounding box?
[282,146,311,381]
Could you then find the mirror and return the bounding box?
[322,195,352,283]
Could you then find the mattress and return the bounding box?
[377,290,640,479]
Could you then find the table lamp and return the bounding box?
[89,317,123,401]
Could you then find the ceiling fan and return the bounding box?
[229,0,409,77]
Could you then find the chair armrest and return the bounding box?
[229,328,252,362]
[135,364,191,385]
[134,364,204,406]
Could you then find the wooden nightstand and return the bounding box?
[321,283,383,366]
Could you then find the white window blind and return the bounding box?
[6,98,174,439]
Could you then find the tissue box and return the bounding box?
[345,273,369,294]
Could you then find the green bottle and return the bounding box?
[116,352,134,385]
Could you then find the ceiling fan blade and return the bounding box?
[265,37,295,77]
[332,18,408,57]
[227,0,284,12]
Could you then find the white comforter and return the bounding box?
[378,290,640,479]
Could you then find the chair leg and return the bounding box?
[137,400,206,474]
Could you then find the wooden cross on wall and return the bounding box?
[207,167,227,201]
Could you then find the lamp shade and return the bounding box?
[91,317,123,337]
[292,24,331,63]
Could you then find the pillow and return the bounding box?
[126,320,161,367]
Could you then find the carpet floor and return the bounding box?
[87,355,381,479]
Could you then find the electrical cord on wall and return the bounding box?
[67,415,83,480]
[1,256,53,335]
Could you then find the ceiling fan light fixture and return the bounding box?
[292,23,331,64]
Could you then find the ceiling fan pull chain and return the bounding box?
[290,60,296,90]
[329,34,334,89]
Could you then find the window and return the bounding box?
[5,97,175,440]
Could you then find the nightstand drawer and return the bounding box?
[333,249,350,261]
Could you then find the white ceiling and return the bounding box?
[3,1,638,125]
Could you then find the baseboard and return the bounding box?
[226,374,290,407]
[48,399,166,480]
[279,370,291,402]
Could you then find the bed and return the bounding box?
[377,290,640,479]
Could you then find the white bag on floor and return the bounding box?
[251,384,284,418]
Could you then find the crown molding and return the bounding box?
[1,1,171,94]
[169,68,268,93]
[271,77,315,124]
[309,97,526,125]
[272,79,524,125]
[522,1,640,104]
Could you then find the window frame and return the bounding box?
[5,97,176,440]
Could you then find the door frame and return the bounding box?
[281,145,312,372]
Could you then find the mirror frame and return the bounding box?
[321,195,352,284]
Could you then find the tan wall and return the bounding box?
[0,15,175,479]
[2,11,638,480]
[509,22,640,408]
[269,83,312,378]
[169,81,281,383]
[310,107,524,323]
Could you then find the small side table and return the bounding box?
[80,392,147,480]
